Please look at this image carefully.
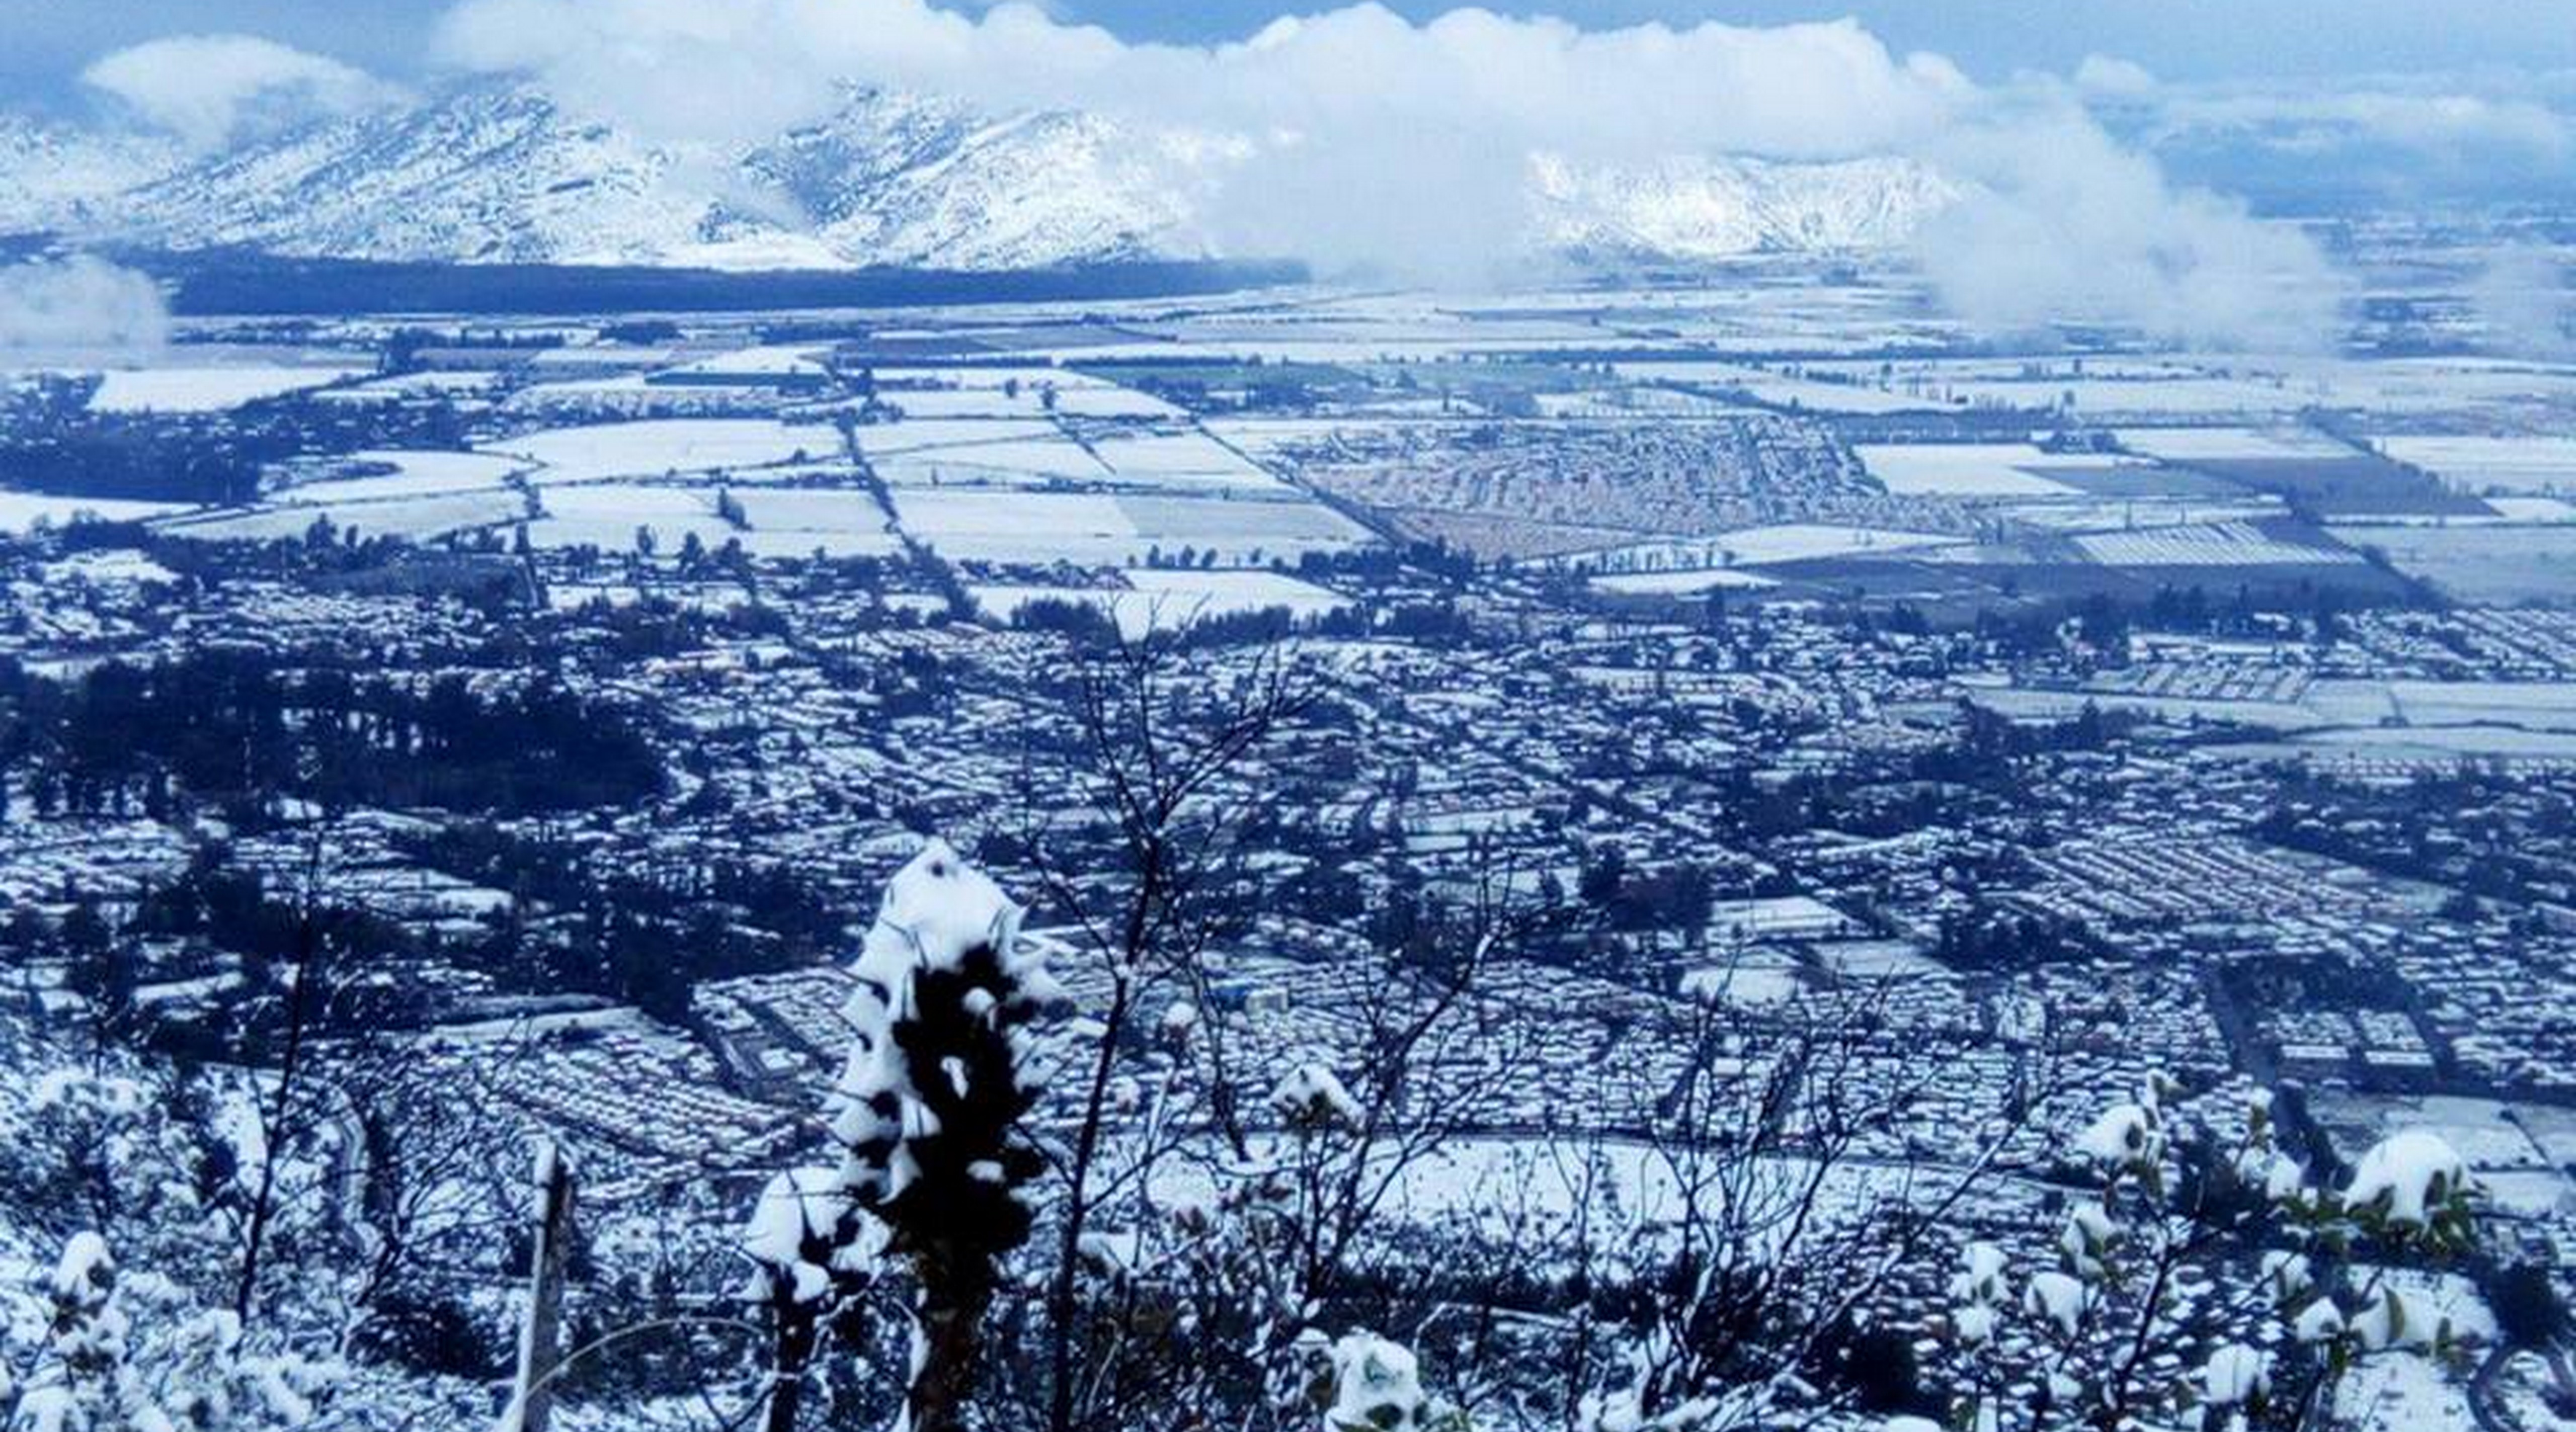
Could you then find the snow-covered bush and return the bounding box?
[2340,1129,2476,1242]
[1271,1062,1363,1135]
[5,1231,338,1432]
[819,839,1062,1429]
[1299,1329,1462,1432]
[740,1166,869,1312]
[1946,1243,2008,1348]
[1934,1077,2486,1432]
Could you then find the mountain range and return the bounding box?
[0,80,1960,272]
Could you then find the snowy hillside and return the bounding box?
[0,116,183,235]
[1529,152,1962,262]
[0,81,1960,270]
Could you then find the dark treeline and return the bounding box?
[390,821,848,1020]
[0,649,664,821]
[137,251,1308,316]
[0,390,471,505]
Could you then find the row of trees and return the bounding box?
[2,649,665,822]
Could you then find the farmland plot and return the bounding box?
[727,489,901,557]
[87,364,369,413]
[2329,524,2576,603]
[894,488,1367,566]
[525,483,734,552]
[0,491,194,532]
[267,450,528,503]
[1855,443,2095,497]
[485,418,834,482]
[2073,522,2361,566]
[2373,435,2576,493]
[162,489,529,543]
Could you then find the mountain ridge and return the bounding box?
[0,80,1959,272]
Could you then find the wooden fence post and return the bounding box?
[499,1140,576,1432]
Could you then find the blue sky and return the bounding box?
[5,0,2574,101]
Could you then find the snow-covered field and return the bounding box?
[2073,523,2359,566]
[873,367,1178,419]
[41,550,181,586]
[312,370,503,404]
[1806,360,2334,418]
[87,364,368,413]
[162,489,527,542]
[2119,426,2353,462]
[1575,525,1961,571]
[895,489,1368,565]
[1855,443,2094,497]
[852,417,1063,457]
[525,482,734,552]
[896,490,1141,564]
[2374,435,2576,492]
[869,434,1111,485]
[654,344,833,383]
[1997,499,2285,534]
[972,569,1350,636]
[2328,523,2576,603]
[485,419,833,483]
[1087,428,1291,493]
[0,490,194,533]
[267,450,527,503]
[727,489,901,557]
[1589,567,1780,595]
[1611,360,1949,414]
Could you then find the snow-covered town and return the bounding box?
[3,3,2576,1430]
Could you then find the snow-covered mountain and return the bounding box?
[1530,152,1962,263]
[90,82,1198,271]
[0,117,184,237]
[0,81,1959,271]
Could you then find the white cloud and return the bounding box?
[82,34,392,150]
[1916,115,2341,350]
[2470,244,2574,359]
[404,0,2337,343]
[0,256,169,357]
[430,0,1976,279]
[2074,54,2158,100]
[2156,85,2573,159]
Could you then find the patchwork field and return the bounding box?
[871,367,1181,419]
[87,364,370,413]
[0,491,194,532]
[485,419,836,483]
[725,489,901,558]
[2119,426,2353,463]
[1854,443,2096,497]
[268,450,529,503]
[2373,435,2576,493]
[892,488,1367,567]
[2072,522,2362,567]
[163,489,530,543]
[2330,524,2576,603]
[1570,525,1962,572]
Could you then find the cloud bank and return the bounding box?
[0,257,170,357]
[419,0,2339,345]
[82,34,392,150]
[1915,113,2343,351]
[60,3,2352,347]
[2471,245,2575,360]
